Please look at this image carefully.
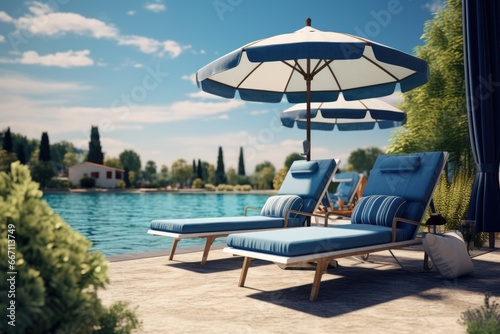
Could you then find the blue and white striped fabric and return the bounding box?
[260,195,303,219]
[351,195,406,227]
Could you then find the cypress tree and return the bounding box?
[238,147,245,176]
[16,142,26,164]
[2,127,13,152]
[215,146,227,185]
[39,132,51,162]
[87,126,104,164]
[197,159,203,180]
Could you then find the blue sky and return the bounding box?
[0,0,444,173]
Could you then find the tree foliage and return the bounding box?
[387,0,472,172]
[119,150,141,174]
[2,127,13,152]
[171,159,192,187]
[284,152,305,169]
[87,126,104,165]
[238,147,245,176]
[348,147,384,175]
[215,146,227,185]
[39,132,51,162]
[251,161,276,189]
[0,162,140,333]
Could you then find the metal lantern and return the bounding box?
[425,213,447,234]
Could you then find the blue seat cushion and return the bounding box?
[150,216,284,234]
[227,224,411,257]
[351,195,406,227]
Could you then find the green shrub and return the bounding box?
[192,178,204,189]
[431,169,487,246]
[115,180,126,189]
[459,294,500,334]
[204,183,215,191]
[80,176,96,188]
[0,162,141,333]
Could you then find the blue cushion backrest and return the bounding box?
[351,195,406,227]
[260,195,304,227]
[334,172,360,202]
[278,159,337,223]
[362,152,445,237]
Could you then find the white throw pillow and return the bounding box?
[422,230,474,279]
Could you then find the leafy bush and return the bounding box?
[80,176,96,188]
[431,169,487,246]
[459,294,500,334]
[204,183,215,191]
[192,178,204,189]
[0,162,140,333]
[115,180,126,189]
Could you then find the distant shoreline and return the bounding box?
[42,188,278,195]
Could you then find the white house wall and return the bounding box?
[68,163,124,188]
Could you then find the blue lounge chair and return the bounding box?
[319,172,367,216]
[224,152,448,301]
[148,158,339,265]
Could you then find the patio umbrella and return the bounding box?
[463,0,500,247]
[196,18,428,160]
[280,97,406,133]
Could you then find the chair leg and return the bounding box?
[201,236,216,266]
[310,257,331,302]
[239,257,252,287]
[169,238,180,260]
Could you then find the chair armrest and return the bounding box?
[244,206,262,216]
[391,217,426,242]
[286,209,331,227]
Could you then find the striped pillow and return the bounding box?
[351,195,406,227]
[260,195,303,218]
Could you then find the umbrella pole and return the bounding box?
[306,58,311,161]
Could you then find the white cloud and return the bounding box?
[145,4,166,13]
[16,10,118,39]
[0,71,92,94]
[423,0,445,13]
[187,91,226,100]
[0,35,5,42]
[117,35,161,54]
[161,40,183,58]
[18,49,94,68]
[0,11,14,23]
[182,73,197,85]
[2,2,186,59]
[127,10,136,16]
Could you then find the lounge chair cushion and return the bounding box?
[260,195,303,218]
[422,230,474,279]
[226,224,410,257]
[150,216,285,234]
[351,195,406,227]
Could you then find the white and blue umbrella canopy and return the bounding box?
[196,19,429,103]
[196,18,427,160]
[280,98,406,131]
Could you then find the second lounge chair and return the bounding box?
[148,158,339,264]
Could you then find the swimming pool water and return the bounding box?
[42,192,269,256]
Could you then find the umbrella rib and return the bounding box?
[362,55,400,81]
[324,61,342,91]
[236,61,264,89]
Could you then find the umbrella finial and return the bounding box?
[306,18,311,26]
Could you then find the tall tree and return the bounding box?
[39,132,51,162]
[2,127,13,152]
[348,147,384,175]
[215,146,227,185]
[87,126,104,164]
[238,147,245,176]
[387,0,472,172]
[16,143,26,164]
[31,132,55,188]
[197,159,203,180]
[171,159,192,187]
[144,160,157,182]
[119,150,141,173]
